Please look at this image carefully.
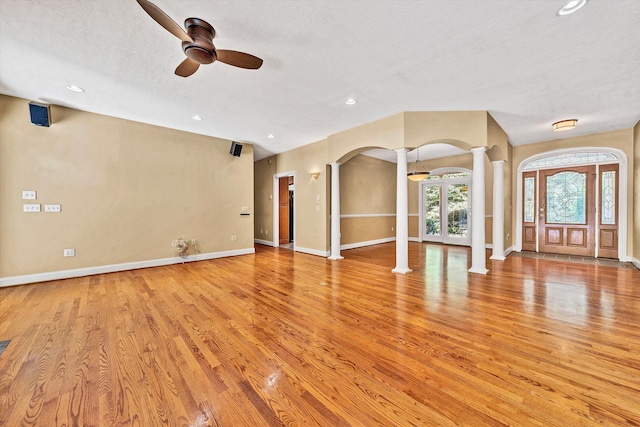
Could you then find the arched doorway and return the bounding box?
[516,148,628,259]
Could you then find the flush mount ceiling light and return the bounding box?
[192,115,203,121]
[407,149,430,181]
[65,85,84,93]
[552,119,578,131]
[556,0,589,16]
[345,97,357,105]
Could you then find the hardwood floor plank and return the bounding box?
[1,242,639,426]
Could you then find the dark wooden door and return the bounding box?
[279,177,289,244]
[538,166,595,256]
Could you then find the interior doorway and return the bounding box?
[278,176,294,246]
[274,172,295,249]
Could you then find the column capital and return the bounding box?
[329,161,342,167]
[491,159,506,166]
[470,146,487,155]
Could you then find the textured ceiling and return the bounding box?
[1,0,639,162]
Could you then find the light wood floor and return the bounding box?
[1,243,639,426]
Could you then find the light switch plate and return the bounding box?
[22,191,36,200]
[63,249,75,257]
[23,204,41,212]
[45,204,61,212]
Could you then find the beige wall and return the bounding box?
[329,113,404,163]
[404,111,488,149]
[0,95,254,278]
[254,156,277,241]
[487,113,513,249]
[511,129,635,257]
[634,121,640,260]
[340,155,396,245]
[277,139,329,252]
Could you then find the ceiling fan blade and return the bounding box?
[136,0,193,43]
[216,50,263,69]
[175,58,200,77]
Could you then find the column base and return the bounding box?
[328,255,344,260]
[468,267,489,275]
[392,267,413,274]
[490,255,506,261]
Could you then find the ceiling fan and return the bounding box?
[136,0,263,77]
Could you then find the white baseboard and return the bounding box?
[408,237,421,242]
[632,257,640,270]
[254,239,274,247]
[341,237,395,250]
[294,246,330,257]
[505,246,515,256]
[0,248,256,288]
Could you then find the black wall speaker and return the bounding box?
[230,141,243,157]
[29,102,51,127]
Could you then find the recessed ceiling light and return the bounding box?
[345,97,357,105]
[192,115,203,121]
[552,119,578,131]
[556,0,589,16]
[267,134,275,139]
[66,85,84,93]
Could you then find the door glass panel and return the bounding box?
[425,186,441,236]
[447,184,468,238]
[601,171,616,225]
[524,177,535,223]
[546,172,586,224]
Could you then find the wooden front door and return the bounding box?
[538,166,595,256]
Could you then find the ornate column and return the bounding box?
[392,148,412,274]
[328,162,343,260]
[469,147,488,274]
[490,160,506,261]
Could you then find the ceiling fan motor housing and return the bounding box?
[182,18,216,64]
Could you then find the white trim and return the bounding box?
[515,147,628,260]
[505,246,515,257]
[341,237,395,250]
[295,246,330,257]
[408,236,421,242]
[408,213,419,217]
[632,258,640,270]
[254,239,274,247]
[340,213,396,218]
[0,248,256,288]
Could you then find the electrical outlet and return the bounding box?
[63,249,75,257]
[391,226,394,232]
[45,204,61,212]
[190,239,196,245]
[171,240,178,247]
[22,190,36,200]
[23,204,41,212]
[231,235,237,241]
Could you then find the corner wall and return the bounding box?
[0,95,255,282]
[254,156,277,243]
